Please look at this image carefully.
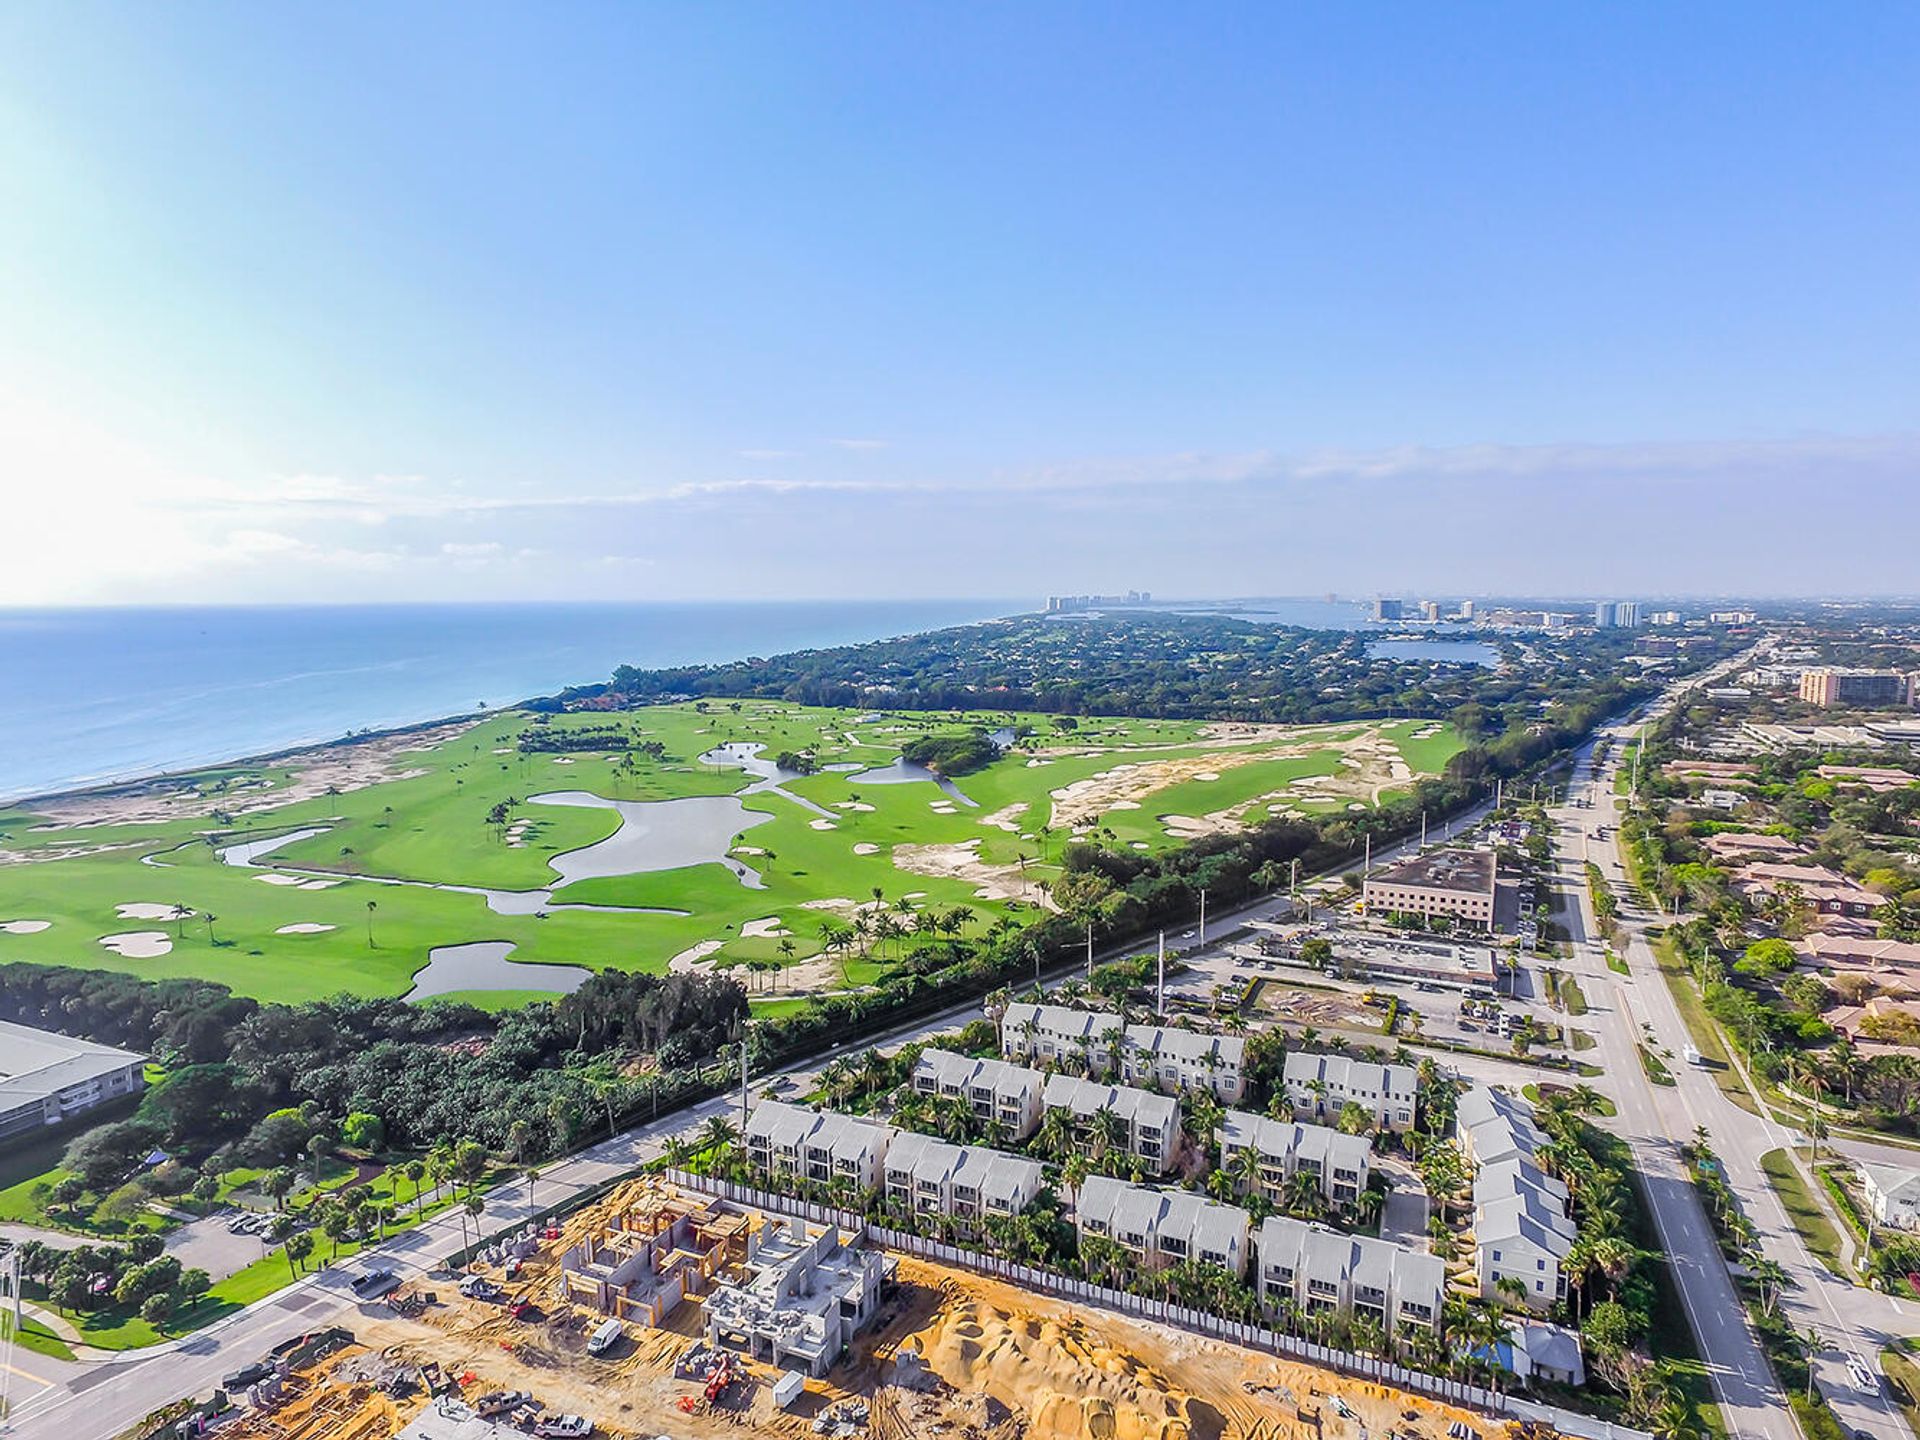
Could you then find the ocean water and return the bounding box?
[0,601,1022,804]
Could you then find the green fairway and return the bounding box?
[0,703,1459,1007]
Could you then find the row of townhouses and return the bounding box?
[1282,1052,1418,1132]
[1076,1175,1442,1332]
[1457,1087,1573,1309]
[1215,1109,1373,1205]
[745,1100,1046,1226]
[913,1048,1187,1170]
[999,1003,1248,1102]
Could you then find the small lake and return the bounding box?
[404,940,593,1001]
[697,743,834,817]
[216,827,332,866]
[1366,638,1500,668]
[844,758,978,807]
[530,790,771,888]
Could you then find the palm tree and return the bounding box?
[701,1114,739,1157]
[365,900,378,948]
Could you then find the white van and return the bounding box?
[586,1318,623,1357]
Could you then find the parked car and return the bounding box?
[1847,1356,1878,1395]
[350,1268,401,1299]
[587,1318,624,1356]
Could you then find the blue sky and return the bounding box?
[2,3,1916,602]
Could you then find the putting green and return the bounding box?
[0,703,1461,1006]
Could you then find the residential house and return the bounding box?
[1253,1215,1443,1331]
[1862,1164,1920,1230]
[1001,1002,1124,1073]
[911,1048,1046,1140]
[1076,1175,1250,1276]
[744,1101,896,1194]
[1121,1025,1248,1103]
[1214,1110,1372,1205]
[1040,1075,1182,1172]
[883,1132,1045,1227]
[1282,1053,1417,1132]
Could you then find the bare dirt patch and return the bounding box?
[894,838,1054,907]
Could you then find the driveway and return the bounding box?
[165,1214,278,1283]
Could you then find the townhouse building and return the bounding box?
[911,1047,1046,1140]
[744,1101,896,1194]
[1254,1215,1444,1332]
[1457,1087,1573,1309]
[1040,1074,1182,1173]
[1076,1175,1250,1276]
[882,1132,1045,1226]
[1214,1109,1372,1205]
[1282,1053,1417,1132]
[1121,1024,1248,1103]
[1001,1002,1125,1073]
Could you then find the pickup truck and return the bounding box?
[349,1268,402,1300]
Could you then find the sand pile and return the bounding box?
[914,1297,1213,1440]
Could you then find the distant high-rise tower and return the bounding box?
[1373,598,1404,622]
[1593,601,1618,628]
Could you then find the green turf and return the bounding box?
[0,703,1459,1006]
[1760,1147,1847,1276]
[1,1312,76,1362]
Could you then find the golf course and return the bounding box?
[0,702,1463,1008]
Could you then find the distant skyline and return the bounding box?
[3,4,1917,604]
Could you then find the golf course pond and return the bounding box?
[403,940,593,1001]
[528,789,773,887]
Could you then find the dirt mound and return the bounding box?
[913,1296,1216,1440]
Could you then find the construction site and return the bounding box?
[140,1179,1519,1440]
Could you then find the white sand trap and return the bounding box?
[978,803,1028,834]
[1192,771,1220,782]
[809,819,838,831]
[117,903,186,920]
[100,931,171,958]
[741,917,790,940]
[1025,758,1053,768]
[275,923,336,935]
[852,843,881,856]
[0,920,50,934]
[733,845,767,856]
[1107,800,1142,811]
[1347,802,1367,811]
[1132,841,1151,850]
[668,940,724,973]
[257,874,306,887]
[904,891,927,900]
[552,757,575,765]
[493,747,514,754]
[801,897,858,912]
[832,801,876,813]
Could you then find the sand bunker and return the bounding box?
[116,902,186,920]
[100,931,172,958]
[894,838,1055,908]
[276,923,336,935]
[810,819,838,831]
[0,919,50,934]
[741,917,790,939]
[833,801,877,813]
[256,873,305,887]
[668,940,724,973]
[853,842,882,856]
[979,803,1029,833]
[733,845,767,855]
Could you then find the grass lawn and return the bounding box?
[1882,1342,1920,1439]
[1560,976,1589,1016]
[1760,1148,1847,1276]
[0,1165,171,1238]
[0,702,1459,1008]
[1639,1044,1674,1086]
[1,1312,76,1362]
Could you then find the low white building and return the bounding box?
[1041,1075,1182,1173]
[1862,1164,1920,1230]
[1215,1110,1372,1205]
[911,1048,1046,1140]
[1002,1002,1124,1073]
[1254,1216,1443,1331]
[1076,1175,1250,1276]
[0,1020,147,1144]
[1282,1053,1417,1132]
[1121,1024,1247,1102]
[704,1215,886,1377]
[883,1133,1045,1226]
[744,1101,896,1194]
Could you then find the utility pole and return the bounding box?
[1086,922,1094,981]
[1156,932,1166,1018]
[1420,811,1427,850]
[1364,834,1372,878]
[1289,857,1299,900]
[739,1037,750,1131]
